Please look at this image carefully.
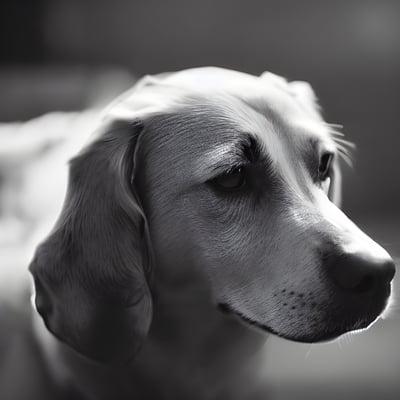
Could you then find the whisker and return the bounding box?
[304,344,313,360]
[333,137,356,149]
[324,122,344,130]
[328,127,355,168]
[337,149,353,167]
[330,130,345,137]
[335,144,350,155]
[325,123,355,160]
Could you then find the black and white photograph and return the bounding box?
[0,1,399,399]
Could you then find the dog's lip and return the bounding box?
[217,303,278,336]
[217,302,375,343]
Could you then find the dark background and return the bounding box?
[0,1,399,399]
[1,0,399,218]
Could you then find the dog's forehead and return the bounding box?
[183,100,327,192]
[108,67,333,180]
[109,67,322,127]
[160,67,274,92]
[160,73,331,169]
[152,67,320,122]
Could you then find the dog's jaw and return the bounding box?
[217,276,393,344]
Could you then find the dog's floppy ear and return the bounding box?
[288,80,322,120]
[29,119,153,364]
[261,72,322,120]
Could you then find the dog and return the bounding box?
[2,67,396,400]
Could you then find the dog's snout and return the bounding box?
[328,252,395,294]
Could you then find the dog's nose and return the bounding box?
[328,252,395,294]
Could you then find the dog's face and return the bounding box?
[30,68,395,363]
[136,68,395,343]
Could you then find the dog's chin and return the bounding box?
[217,303,380,343]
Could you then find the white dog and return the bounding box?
[1,67,396,400]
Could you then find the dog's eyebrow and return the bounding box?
[194,134,262,178]
[307,136,337,157]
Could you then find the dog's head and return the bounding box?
[29,67,395,363]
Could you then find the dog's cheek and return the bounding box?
[186,209,278,301]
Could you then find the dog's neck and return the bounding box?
[33,276,268,400]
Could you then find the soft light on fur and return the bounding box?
[27,67,396,399]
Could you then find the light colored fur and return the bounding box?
[1,67,395,400]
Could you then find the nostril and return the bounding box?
[328,252,396,295]
[352,274,375,293]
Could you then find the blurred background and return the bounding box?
[0,0,399,399]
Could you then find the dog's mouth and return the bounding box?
[217,301,385,343]
[218,303,281,336]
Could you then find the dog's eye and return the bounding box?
[318,152,333,181]
[212,167,246,190]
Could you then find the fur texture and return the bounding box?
[27,67,395,399]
